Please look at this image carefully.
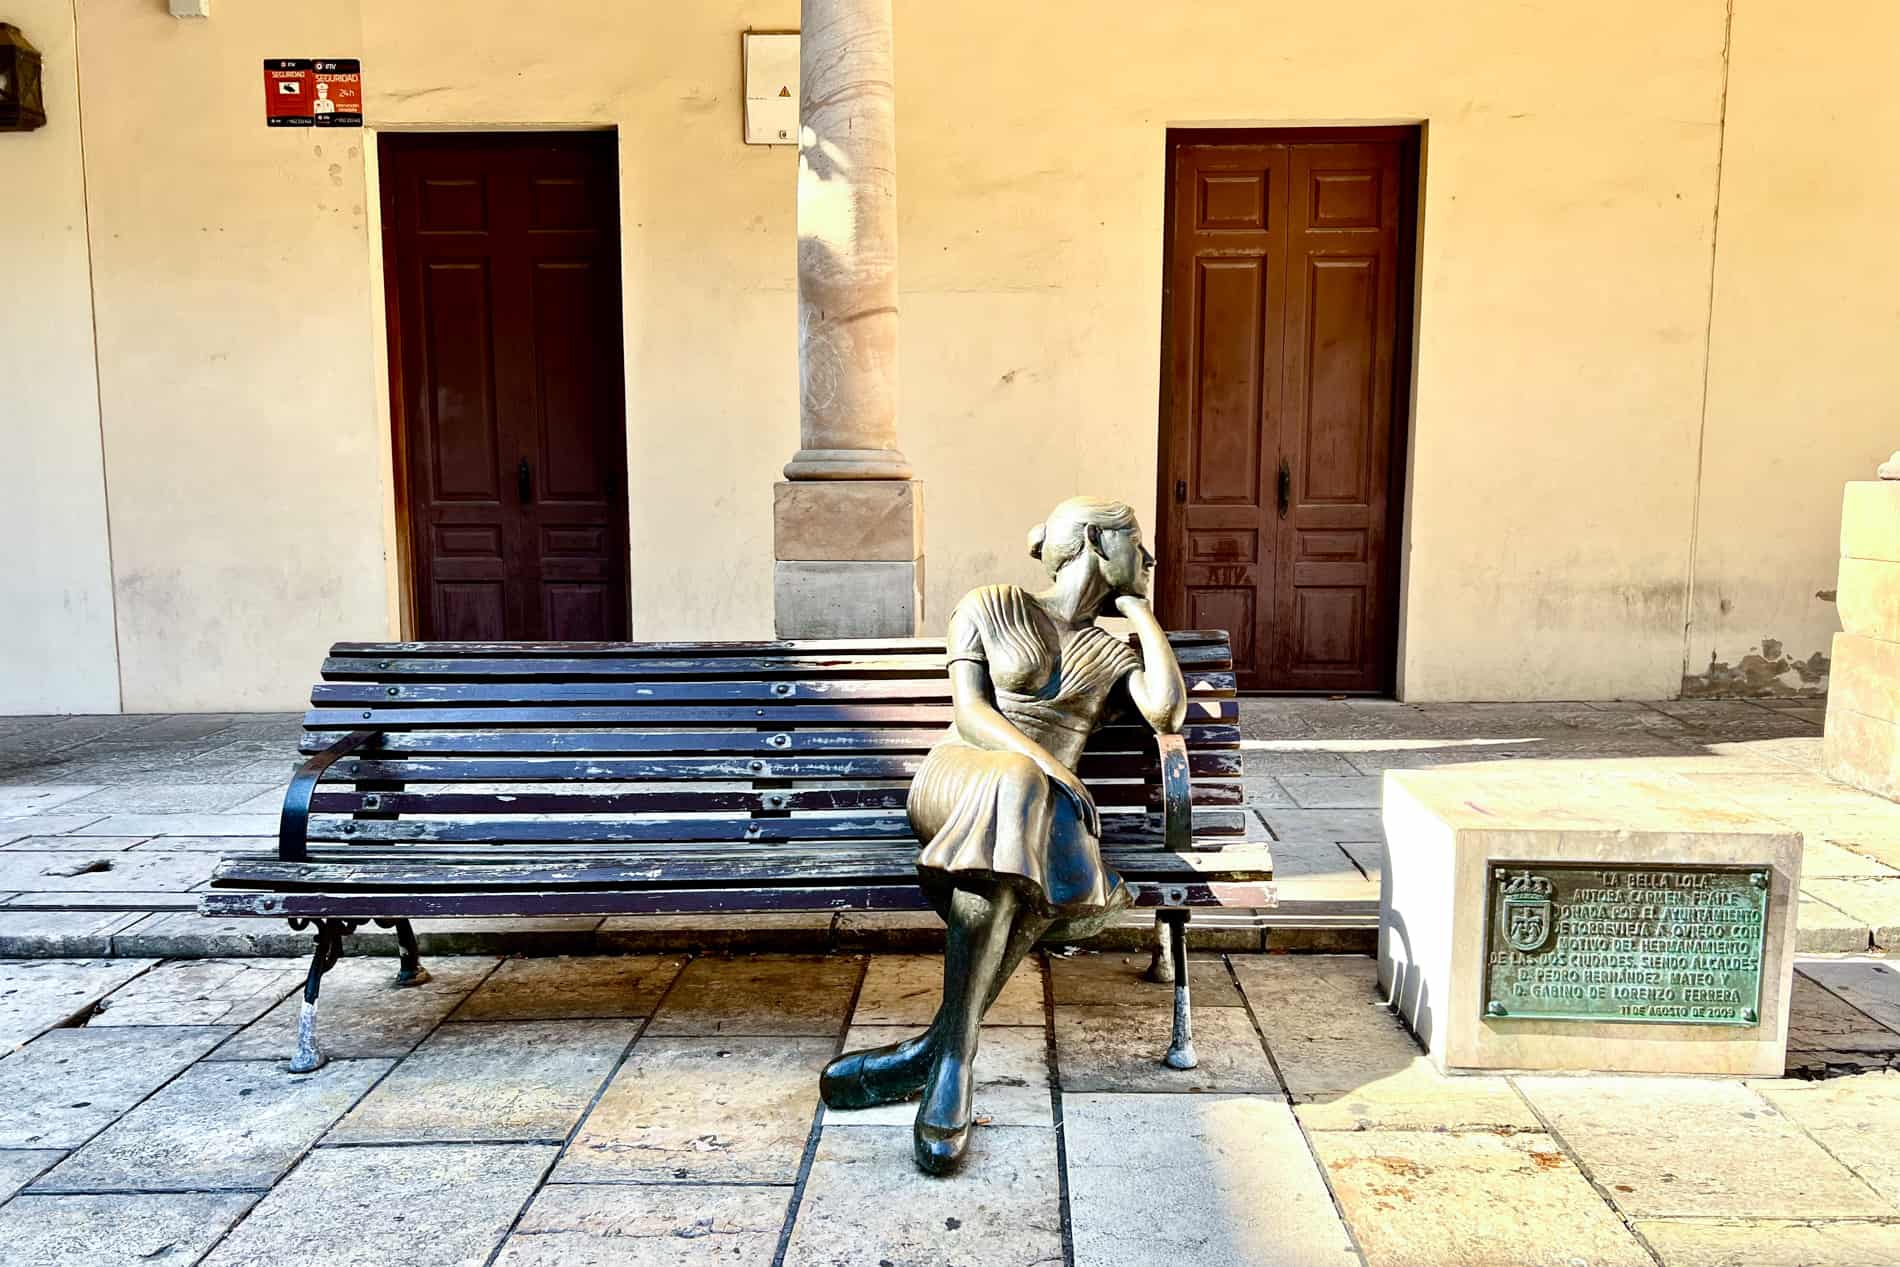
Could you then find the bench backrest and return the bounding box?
[292,632,1244,857]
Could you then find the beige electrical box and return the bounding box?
[743,32,799,145]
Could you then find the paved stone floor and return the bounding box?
[2,948,1900,1265]
[0,696,1896,956]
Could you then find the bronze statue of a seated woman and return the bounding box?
[820,497,1187,1173]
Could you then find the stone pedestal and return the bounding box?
[773,481,923,637]
[1378,768,1802,1077]
[1826,481,1900,799]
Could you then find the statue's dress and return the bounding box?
[910,585,1141,939]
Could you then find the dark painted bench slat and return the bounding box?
[302,807,1251,846]
[310,669,1238,705]
[320,643,1234,680]
[327,631,1234,658]
[211,847,1273,892]
[300,699,1239,730]
[303,724,1243,759]
[201,877,1277,920]
[325,749,1243,783]
[306,781,1243,816]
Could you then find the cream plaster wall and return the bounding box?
[74,0,386,711]
[0,0,120,714]
[1685,0,1900,697]
[6,0,1886,709]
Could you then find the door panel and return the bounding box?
[383,132,630,641]
[1160,132,1411,692]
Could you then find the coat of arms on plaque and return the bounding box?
[1501,871,1555,952]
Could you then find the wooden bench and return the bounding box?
[201,632,1273,1071]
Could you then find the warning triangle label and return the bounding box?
[778,85,792,97]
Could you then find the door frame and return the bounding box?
[374,127,630,641]
[1153,124,1421,695]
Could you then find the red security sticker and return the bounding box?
[263,59,313,127]
[312,59,363,128]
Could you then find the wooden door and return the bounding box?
[381,132,630,641]
[1158,130,1413,693]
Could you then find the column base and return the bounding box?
[783,447,915,481]
[774,559,923,639]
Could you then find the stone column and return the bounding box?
[773,0,923,637]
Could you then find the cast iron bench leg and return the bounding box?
[288,918,353,1074]
[377,918,431,988]
[1158,909,1197,1070]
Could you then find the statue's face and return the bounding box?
[1096,525,1154,597]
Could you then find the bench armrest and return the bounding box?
[1155,731,1191,853]
[280,730,380,863]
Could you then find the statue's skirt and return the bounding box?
[909,742,1131,941]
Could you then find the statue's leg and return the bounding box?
[914,883,1019,1175]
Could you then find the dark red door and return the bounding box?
[1158,130,1413,692]
[381,132,630,640]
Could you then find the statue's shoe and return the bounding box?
[820,1036,934,1110]
[912,1054,976,1175]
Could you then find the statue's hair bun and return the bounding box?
[1027,522,1047,560]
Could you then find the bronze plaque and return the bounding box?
[1482,863,1769,1026]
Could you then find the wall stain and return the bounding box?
[1682,639,1829,698]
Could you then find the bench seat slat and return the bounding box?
[307,782,1243,815]
[310,670,1237,706]
[320,643,1234,679]
[304,725,1243,760]
[302,807,1253,846]
[201,877,1276,920]
[327,631,1233,659]
[211,846,1273,891]
[325,752,1242,783]
[301,700,1240,729]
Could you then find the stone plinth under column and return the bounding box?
[1379,767,1801,1077]
[774,480,923,638]
[1826,480,1900,800]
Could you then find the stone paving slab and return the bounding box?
[1258,808,1387,843]
[851,952,1045,1026]
[1633,1217,1900,1267]
[0,787,103,818]
[0,847,217,891]
[784,1124,1062,1267]
[0,957,154,1050]
[833,910,946,951]
[111,912,317,958]
[827,1024,1052,1127]
[209,955,496,1062]
[0,908,150,956]
[0,815,109,844]
[1065,1093,1357,1267]
[0,1191,260,1266]
[556,1035,833,1184]
[0,834,148,852]
[1230,955,1411,1091]
[121,834,273,853]
[34,1058,391,1192]
[1797,891,1875,953]
[1787,975,1900,1056]
[1804,879,1900,947]
[332,1019,637,1144]
[1749,1072,1900,1210]
[0,1025,232,1148]
[644,954,860,1037]
[89,957,304,1026]
[1311,1129,1653,1267]
[1054,1003,1277,1093]
[1278,775,1384,808]
[0,1149,63,1202]
[1294,1058,1540,1134]
[1048,950,1243,1007]
[1514,1076,1894,1218]
[69,813,279,837]
[496,1182,791,1267]
[1799,958,1900,1031]
[597,910,836,953]
[451,954,684,1021]
[59,783,277,815]
[200,1142,556,1267]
